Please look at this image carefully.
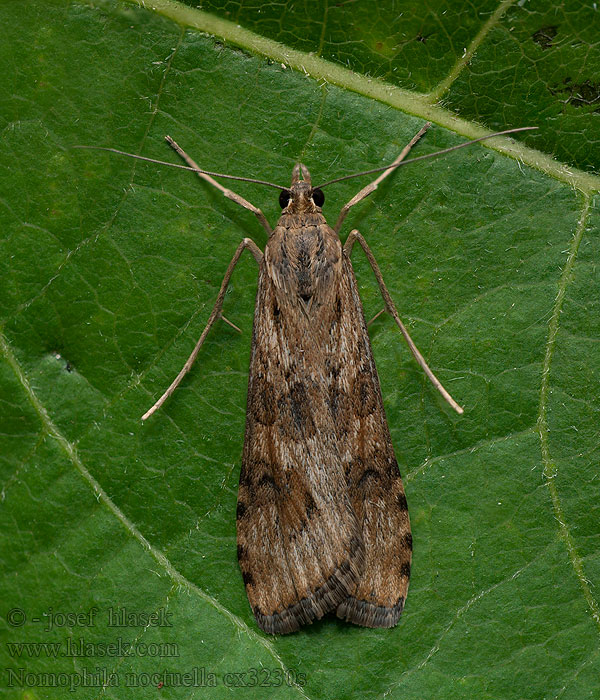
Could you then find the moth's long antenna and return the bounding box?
[316,126,538,189]
[73,145,287,191]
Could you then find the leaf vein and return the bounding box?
[0,329,310,698]
[537,195,600,633]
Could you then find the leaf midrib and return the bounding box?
[122,0,600,193]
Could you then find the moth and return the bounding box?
[88,123,533,634]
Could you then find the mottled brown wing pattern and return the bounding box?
[237,216,365,634]
[334,257,411,627]
[139,133,470,636]
[237,209,410,633]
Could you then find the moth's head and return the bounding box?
[279,163,325,214]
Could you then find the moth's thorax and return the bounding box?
[265,216,342,308]
[276,208,328,232]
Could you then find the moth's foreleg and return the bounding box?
[166,136,273,235]
[142,238,263,420]
[344,229,464,414]
[333,123,430,234]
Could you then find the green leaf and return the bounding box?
[177,0,600,173]
[1,1,599,699]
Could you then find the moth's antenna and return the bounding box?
[73,144,287,191]
[316,126,538,189]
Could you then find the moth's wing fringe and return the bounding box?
[336,594,405,628]
[255,543,365,635]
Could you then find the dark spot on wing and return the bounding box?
[290,382,316,437]
[397,492,408,511]
[357,469,380,488]
[355,370,378,417]
[304,492,317,519]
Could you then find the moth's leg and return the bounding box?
[166,136,272,235]
[333,123,430,234]
[142,238,263,420]
[220,315,242,333]
[345,229,464,414]
[367,308,386,326]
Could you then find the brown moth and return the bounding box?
[90,123,534,634]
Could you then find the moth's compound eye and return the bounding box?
[311,188,325,207]
[279,190,291,209]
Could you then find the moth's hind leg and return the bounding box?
[344,229,463,414]
[142,237,263,419]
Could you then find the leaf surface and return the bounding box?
[1,2,599,699]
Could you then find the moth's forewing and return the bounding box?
[334,257,411,627]
[237,223,364,635]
